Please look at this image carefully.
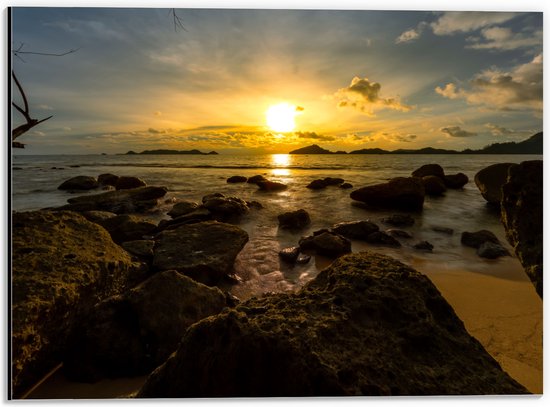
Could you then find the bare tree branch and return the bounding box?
[170,9,187,32]
[12,43,79,61]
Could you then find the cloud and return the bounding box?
[294,131,335,141]
[334,76,412,116]
[430,12,518,36]
[440,126,477,138]
[154,111,162,116]
[465,27,542,51]
[435,54,542,112]
[147,128,165,134]
[393,134,417,143]
[45,19,126,41]
[395,22,428,44]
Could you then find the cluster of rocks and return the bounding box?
[306,177,352,190]
[58,174,147,191]
[227,174,287,191]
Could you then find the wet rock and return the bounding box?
[279,247,300,263]
[501,160,543,297]
[203,196,249,219]
[153,221,249,286]
[157,208,213,231]
[299,232,352,258]
[444,173,469,189]
[202,192,225,203]
[432,226,454,235]
[12,211,136,397]
[306,179,328,189]
[94,214,158,244]
[477,242,509,259]
[246,200,263,209]
[381,214,415,227]
[167,200,200,218]
[474,163,515,204]
[330,220,379,240]
[296,254,311,264]
[422,176,446,196]
[81,210,117,224]
[350,177,424,211]
[413,241,434,251]
[365,231,401,247]
[324,177,345,186]
[412,164,445,179]
[278,209,311,230]
[460,230,500,248]
[58,175,99,191]
[386,229,413,239]
[121,240,155,258]
[137,252,527,397]
[98,173,119,187]
[64,270,226,381]
[247,175,268,184]
[340,182,353,189]
[256,180,287,192]
[227,176,247,183]
[115,176,147,190]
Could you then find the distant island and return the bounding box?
[289,132,542,155]
[125,149,218,155]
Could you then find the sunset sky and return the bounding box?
[11,7,542,154]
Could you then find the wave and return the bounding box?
[61,162,359,171]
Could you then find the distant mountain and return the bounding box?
[125,149,218,155]
[289,144,338,154]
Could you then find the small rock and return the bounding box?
[278,209,311,230]
[121,240,155,258]
[246,200,263,209]
[98,173,120,187]
[386,229,412,239]
[413,241,434,251]
[412,164,445,179]
[157,208,213,231]
[299,232,351,258]
[296,254,311,264]
[330,220,379,240]
[58,176,99,191]
[227,176,247,183]
[168,201,200,218]
[339,183,353,189]
[306,179,327,190]
[247,175,268,184]
[279,247,300,263]
[422,176,446,196]
[115,176,147,190]
[477,242,509,259]
[203,196,249,219]
[444,173,469,189]
[365,231,401,247]
[381,214,415,227]
[461,230,500,249]
[432,226,454,235]
[202,193,225,203]
[256,180,287,192]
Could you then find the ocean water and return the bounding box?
[11,153,539,299]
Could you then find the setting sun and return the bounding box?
[266,103,299,133]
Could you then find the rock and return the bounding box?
[81,210,117,224]
[340,183,353,189]
[413,241,434,251]
[386,229,412,239]
[422,176,446,196]
[279,247,300,263]
[157,208,213,231]
[460,230,500,248]
[137,252,527,397]
[54,186,168,214]
[12,211,136,397]
[324,177,344,186]
[432,226,454,235]
[93,214,158,244]
[98,173,119,187]
[296,254,311,264]
[474,163,515,204]
[299,232,351,258]
[381,214,415,227]
[350,177,425,211]
[58,175,99,191]
[246,200,263,209]
[227,176,247,183]
[477,242,509,259]
[63,270,227,381]
[121,240,155,258]
[330,220,379,240]
[412,164,445,179]
[365,231,401,247]
[501,160,543,297]
[203,196,249,219]
[247,175,268,184]
[115,176,147,190]
[167,201,200,218]
[444,173,469,189]
[306,179,328,190]
[256,180,287,192]
[202,192,225,203]
[153,221,249,286]
[278,209,311,230]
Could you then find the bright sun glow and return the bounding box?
[266,103,299,133]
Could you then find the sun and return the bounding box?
[266,103,299,133]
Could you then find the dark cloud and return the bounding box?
[394,134,417,142]
[440,126,478,138]
[295,131,335,141]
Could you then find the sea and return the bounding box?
[11,153,544,397]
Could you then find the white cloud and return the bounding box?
[466,27,542,51]
[430,12,518,36]
[395,22,427,44]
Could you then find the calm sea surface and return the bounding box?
[11,153,540,299]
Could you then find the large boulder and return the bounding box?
[115,176,147,190]
[422,176,446,196]
[137,252,527,397]
[278,209,311,230]
[91,214,158,244]
[98,173,119,187]
[202,196,249,220]
[256,180,287,192]
[58,176,98,191]
[167,201,199,218]
[350,177,425,211]
[501,160,543,297]
[247,175,268,184]
[474,163,515,204]
[153,221,249,286]
[52,186,168,214]
[460,230,500,249]
[412,164,445,179]
[330,220,379,240]
[299,231,351,258]
[11,211,136,397]
[156,208,212,231]
[63,270,227,381]
[444,173,469,189]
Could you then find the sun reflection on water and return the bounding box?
[270,154,291,176]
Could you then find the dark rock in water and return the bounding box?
[153,221,249,286]
[474,163,515,204]
[432,226,454,235]
[324,177,345,186]
[477,242,509,259]
[121,240,155,258]
[414,241,434,251]
[202,192,225,203]
[501,160,543,297]
[167,200,199,218]
[203,196,249,219]
[350,177,425,211]
[461,230,500,249]
[330,220,379,240]
[278,209,311,230]
[12,211,136,397]
[306,179,328,189]
[246,200,263,209]
[296,254,311,264]
[256,180,287,192]
[382,214,415,227]
[299,232,351,258]
[444,173,469,189]
[340,182,353,189]
[115,176,147,190]
[227,175,248,183]
[422,176,446,196]
[64,270,226,381]
[58,175,99,191]
[98,173,119,187]
[137,252,527,398]
[69,165,80,168]
[365,231,401,247]
[81,210,117,224]
[247,175,268,184]
[157,208,213,231]
[279,246,300,263]
[55,186,168,214]
[93,214,158,244]
[386,229,412,239]
[412,164,445,179]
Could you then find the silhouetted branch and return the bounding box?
[12,43,79,63]
[170,9,187,32]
